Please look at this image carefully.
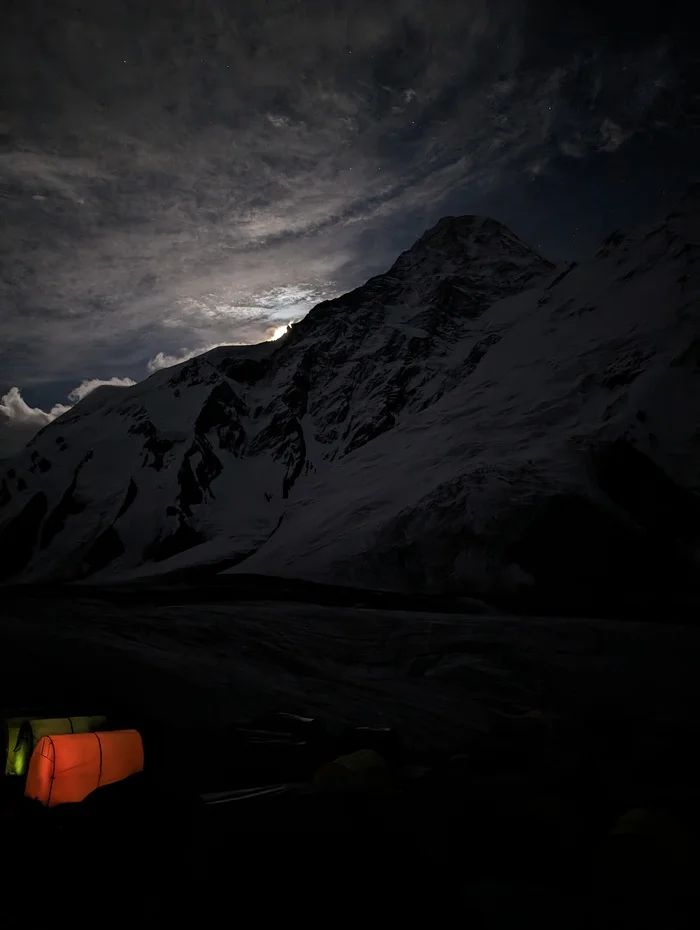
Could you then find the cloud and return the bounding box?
[0,386,70,429]
[599,118,629,152]
[0,387,70,459]
[147,346,231,373]
[66,377,137,403]
[0,378,135,458]
[146,320,300,371]
[263,319,300,341]
[267,114,291,129]
[560,116,632,158]
[559,138,586,158]
[0,1,690,396]
[0,151,112,204]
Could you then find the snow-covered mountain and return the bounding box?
[2,199,699,613]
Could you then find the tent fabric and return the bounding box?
[29,716,107,743]
[3,716,107,777]
[3,722,32,777]
[25,730,144,807]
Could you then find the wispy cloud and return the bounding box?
[66,377,136,403]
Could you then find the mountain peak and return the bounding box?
[383,213,556,291]
[413,214,499,247]
[397,213,549,270]
[426,213,499,233]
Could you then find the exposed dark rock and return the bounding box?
[643,224,665,241]
[281,419,306,499]
[0,492,48,580]
[591,439,700,545]
[281,370,310,419]
[433,276,492,318]
[507,442,700,612]
[177,452,203,517]
[144,434,174,470]
[40,458,90,548]
[434,331,503,401]
[323,398,350,428]
[0,479,10,508]
[196,382,247,432]
[670,337,700,371]
[344,411,396,454]
[129,419,155,437]
[194,436,223,492]
[602,394,628,421]
[296,344,321,377]
[552,298,576,317]
[466,332,502,368]
[509,494,657,611]
[596,230,626,258]
[83,526,125,573]
[215,356,270,384]
[142,522,205,563]
[116,478,138,520]
[174,435,223,516]
[195,382,247,454]
[249,410,296,455]
[168,361,203,387]
[341,362,424,454]
[407,335,431,359]
[132,419,175,470]
[544,262,576,291]
[16,478,27,491]
[601,350,652,390]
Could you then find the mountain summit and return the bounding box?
[1,200,698,615]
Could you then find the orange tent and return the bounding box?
[25,730,144,807]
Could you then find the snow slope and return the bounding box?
[1,201,699,610]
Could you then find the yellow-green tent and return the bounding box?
[3,716,107,777]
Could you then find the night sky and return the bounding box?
[1,0,697,456]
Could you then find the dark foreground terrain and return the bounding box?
[2,582,700,927]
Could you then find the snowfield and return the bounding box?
[3,589,699,753]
